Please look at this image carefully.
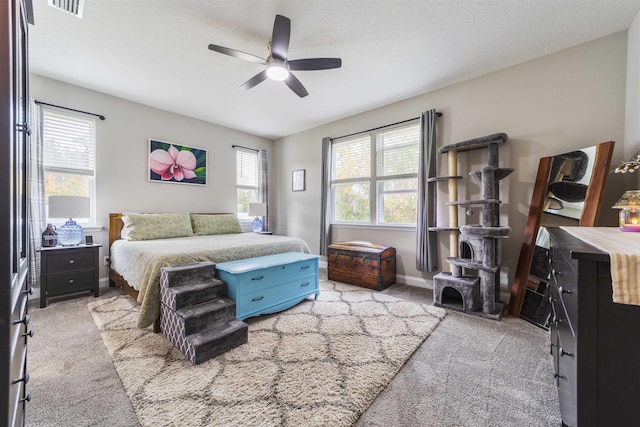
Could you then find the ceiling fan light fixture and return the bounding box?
[266,62,289,81]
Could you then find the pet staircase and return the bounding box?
[159,261,248,364]
[433,133,513,320]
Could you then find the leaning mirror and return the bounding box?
[508,140,615,326]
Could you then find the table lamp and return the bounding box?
[48,196,90,245]
[248,202,267,232]
[612,190,640,232]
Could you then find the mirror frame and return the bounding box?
[508,140,615,317]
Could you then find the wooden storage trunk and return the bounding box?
[327,241,396,291]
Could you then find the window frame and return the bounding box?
[42,106,98,227]
[330,120,420,227]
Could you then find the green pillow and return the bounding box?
[122,212,193,240]
[190,214,242,235]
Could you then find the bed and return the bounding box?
[108,212,311,329]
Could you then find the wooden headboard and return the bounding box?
[109,213,125,250]
[108,212,233,252]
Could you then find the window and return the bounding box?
[236,148,258,220]
[331,121,420,225]
[42,106,97,225]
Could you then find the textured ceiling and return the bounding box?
[29,0,640,140]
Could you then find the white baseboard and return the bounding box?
[395,274,434,289]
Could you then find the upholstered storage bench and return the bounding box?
[327,241,396,291]
[215,252,320,320]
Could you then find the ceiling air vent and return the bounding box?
[47,0,85,18]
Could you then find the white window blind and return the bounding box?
[236,149,258,187]
[333,135,370,181]
[377,125,420,178]
[42,107,96,175]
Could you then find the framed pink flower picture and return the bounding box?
[148,139,207,186]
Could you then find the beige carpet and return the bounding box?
[88,280,446,427]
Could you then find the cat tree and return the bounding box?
[433,133,513,320]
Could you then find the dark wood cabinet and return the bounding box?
[548,227,640,427]
[39,244,101,308]
[1,1,33,425]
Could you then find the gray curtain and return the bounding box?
[258,149,268,231]
[319,137,332,256]
[28,99,46,288]
[416,109,438,272]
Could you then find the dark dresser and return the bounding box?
[39,244,101,308]
[548,227,640,427]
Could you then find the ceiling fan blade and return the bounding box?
[240,70,268,90]
[288,58,342,71]
[271,15,291,61]
[284,73,308,98]
[208,44,266,64]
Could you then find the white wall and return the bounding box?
[274,32,628,294]
[30,74,272,279]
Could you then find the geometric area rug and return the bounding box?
[88,280,446,427]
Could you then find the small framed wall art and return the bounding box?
[292,169,305,192]
[148,139,207,186]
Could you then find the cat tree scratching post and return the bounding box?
[448,149,459,262]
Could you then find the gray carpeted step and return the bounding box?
[165,278,226,310]
[160,261,217,291]
[188,320,248,364]
[177,297,237,335]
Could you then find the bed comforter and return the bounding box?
[110,233,310,328]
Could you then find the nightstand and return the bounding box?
[38,244,102,308]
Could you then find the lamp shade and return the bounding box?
[48,196,90,219]
[612,190,640,209]
[612,190,640,232]
[248,203,267,217]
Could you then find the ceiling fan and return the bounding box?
[208,14,342,98]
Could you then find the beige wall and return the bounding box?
[274,32,628,296]
[627,10,640,188]
[30,75,272,279]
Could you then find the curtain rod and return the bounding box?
[332,112,442,141]
[35,100,105,120]
[232,144,259,152]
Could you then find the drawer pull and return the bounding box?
[251,296,264,302]
[251,276,264,281]
[559,347,574,357]
[300,282,310,287]
[69,279,75,284]
[363,258,370,263]
[12,315,29,326]
[20,394,31,403]
[558,286,572,295]
[69,259,75,264]
[12,373,29,385]
[300,265,310,270]
[22,330,34,338]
